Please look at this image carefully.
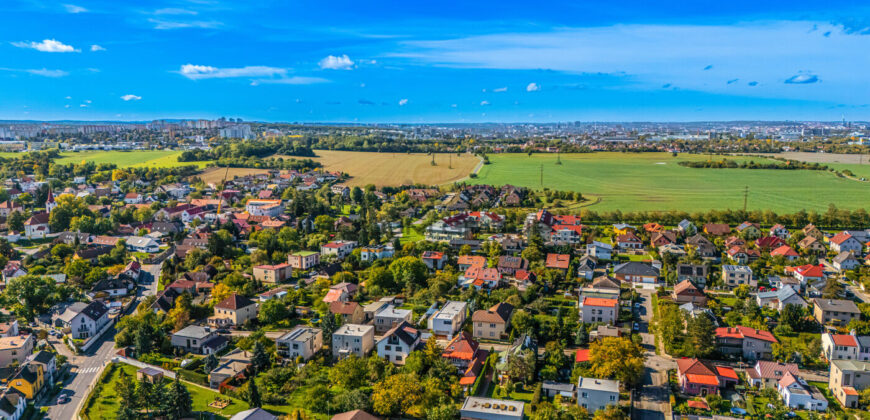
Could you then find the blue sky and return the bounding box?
[2,0,870,123]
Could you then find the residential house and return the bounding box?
[672,280,707,306]
[802,224,824,240]
[1,261,26,285]
[770,245,800,261]
[686,234,718,258]
[8,363,43,399]
[0,201,22,218]
[0,391,25,420]
[330,301,365,325]
[576,256,597,280]
[123,192,143,204]
[715,326,778,360]
[209,294,258,327]
[651,231,677,248]
[460,397,524,420]
[170,325,228,355]
[576,377,620,414]
[460,266,501,289]
[208,349,253,388]
[359,245,394,262]
[778,372,828,411]
[813,299,861,326]
[676,263,708,285]
[472,302,514,340]
[678,219,696,235]
[545,253,571,272]
[55,301,110,339]
[496,256,528,276]
[721,265,754,289]
[0,335,33,368]
[374,305,413,334]
[770,224,790,239]
[821,333,870,361]
[24,212,49,239]
[833,252,860,272]
[829,359,870,408]
[745,360,800,388]
[829,232,863,254]
[585,241,612,260]
[27,351,56,385]
[125,236,160,253]
[736,222,762,239]
[798,236,826,254]
[332,324,375,359]
[703,223,731,236]
[756,236,787,251]
[90,275,136,298]
[613,262,659,284]
[442,331,481,371]
[458,255,487,271]
[231,408,279,420]
[787,264,826,285]
[287,251,320,270]
[276,326,323,361]
[376,321,421,365]
[320,240,357,259]
[755,286,807,311]
[542,381,575,399]
[429,301,468,337]
[615,232,643,250]
[252,263,292,284]
[578,297,619,325]
[676,358,739,396]
[421,251,448,270]
[245,199,283,217]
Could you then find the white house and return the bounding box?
[245,199,283,217]
[755,286,807,311]
[376,321,421,365]
[428,301,467,337]
[332,324,374,359]
[359,244,394,262]
[55,301,110,339]
[125,236,161,253]
[576,377,620,414]
[777,372,828,411]
[276,326,323,361]
[320,240,357,259]
[829,232,862,254]
[586,241,612,260]
[24,212,50,239]
[832,252,860,272]
[0,391,25,420]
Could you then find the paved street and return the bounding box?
[43,262,163,419]
[633,289,676,420]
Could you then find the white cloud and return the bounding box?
[154,8,198,15]
[63,4,87,13]
[90,44,106,52]
[0,68,69,77]
[493,87,508,92]
[26,68,68,77]
[319,54,355,70]
[12,39,78,53]
[178,64,287,80]
[79,104,87,108]
[121,94,142,101]
[149,19,221,30]
[480,100,490,106]
[250,76,329,86]
[398,99,409,106]
[64,96,72,99]
[64,104,70,108]
[526,82,541,92]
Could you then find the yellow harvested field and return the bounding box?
[195,167,270,184]
[306,150,481,187]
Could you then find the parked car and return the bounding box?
[57,395,70,404]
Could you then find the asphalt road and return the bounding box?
[633,288,676,420]
[43,261,163,419]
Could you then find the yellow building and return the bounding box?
[9,363,44,399]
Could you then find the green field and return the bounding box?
[53,150,211,168]
[471,152,870,212]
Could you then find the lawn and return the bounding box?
[83,363,249,420]
[471,152,870,212]
[400,227,424,244]
[53,150,212,169]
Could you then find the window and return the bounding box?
[610,395,616,401]
[581,392,588,398]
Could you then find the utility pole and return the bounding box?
[743,186,749,213]
[540,164,543,189]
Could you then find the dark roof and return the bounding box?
[81,301,109,321]
[91,275,134,293]
[380,321,420,346]
[614,261,659,276]
[75,246,113,260]
[31,351,54,365]
[151,221,183,233]
[813,299,860,313]
[202,335,230,350]
[215,293,255,310]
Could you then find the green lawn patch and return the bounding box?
[54,150,212,169]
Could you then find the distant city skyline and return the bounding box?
[2,0,870,123]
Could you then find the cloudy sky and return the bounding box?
[2,0,870,122]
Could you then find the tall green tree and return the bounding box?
[165,375,193,420]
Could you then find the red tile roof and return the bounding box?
[583,297,618,307]
[686,374,720,386]
[830,232,853,245]
[546,253,570,269]
[715,326,777,343]
[832,334,858,347]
